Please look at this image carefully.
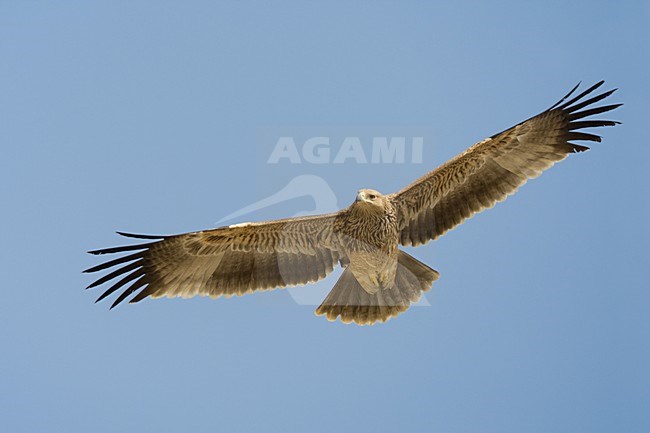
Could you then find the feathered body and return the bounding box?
[336,189,400,294]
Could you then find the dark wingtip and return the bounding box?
[571,81,583,93]
[83,251,144,274]
[568,103,623,121]
[116,231,166,240]
[96,291,111,304]
[555,81,608,111]
[84,262,114,273]
[549,81,582,110]
[88,243,155,255]
[104,276,148,309]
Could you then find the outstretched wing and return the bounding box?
[391,81,621,246]
[85,213,344,308]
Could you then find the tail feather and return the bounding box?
[315,251,440,325]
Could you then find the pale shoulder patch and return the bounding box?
[228,222,252,228]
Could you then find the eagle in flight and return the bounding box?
[86,81,621,325]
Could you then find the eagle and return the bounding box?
[85,81,621,325]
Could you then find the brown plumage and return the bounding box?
[85,81,621,325]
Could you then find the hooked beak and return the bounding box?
[355,190,365,202]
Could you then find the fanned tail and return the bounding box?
[315,251,439,325]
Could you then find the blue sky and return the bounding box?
[1,1,648,432]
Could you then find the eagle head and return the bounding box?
[354,188,387,209]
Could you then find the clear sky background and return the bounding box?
[1,1,649,432]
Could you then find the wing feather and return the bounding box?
[392,81,621,246]
[86,213,344,307]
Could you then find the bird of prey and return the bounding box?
[85,81,621,325]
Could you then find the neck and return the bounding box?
[350,201,386,219]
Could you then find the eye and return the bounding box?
[368,194,376,200]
